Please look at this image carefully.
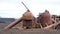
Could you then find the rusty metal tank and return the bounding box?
[37,10,52,27]
[21,10,33,29]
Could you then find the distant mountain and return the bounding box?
[0,18,15,23]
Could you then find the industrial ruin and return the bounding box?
[4,2,60,30]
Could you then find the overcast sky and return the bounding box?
[0,0,60,18]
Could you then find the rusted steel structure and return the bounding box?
[4,10,60,30]
[37,10,52,27]
[4,2,40,29]
[4,10,40,29]
[4,2,60,30]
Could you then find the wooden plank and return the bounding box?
[44,21,60,29]
[4,18,22,29]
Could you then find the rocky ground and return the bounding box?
[0,23,60,34]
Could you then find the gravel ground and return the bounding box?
[0,23,60,34]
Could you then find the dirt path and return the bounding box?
[0,23,60,34]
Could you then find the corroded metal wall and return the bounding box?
[21,10,40,29]
[37,10,52,27]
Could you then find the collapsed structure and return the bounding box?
[4,2,60,30]
[4,2,40,29]
[37,10,52,27]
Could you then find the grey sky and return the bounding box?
[0,0,60,18]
